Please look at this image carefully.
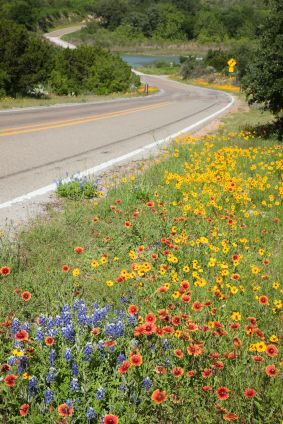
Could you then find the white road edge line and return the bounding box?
[0,94,234,210]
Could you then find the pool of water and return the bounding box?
[121,54,180,67]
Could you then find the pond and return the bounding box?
[121,54,180,67]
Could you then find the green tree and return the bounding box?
[93,0,129,30]
[243,0,283,119]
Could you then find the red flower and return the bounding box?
[20,404,29,417]
[146,201,154,207]
[187,344,203,356]
[45,336,55,346]
[174,349,184,358]
[172,367,184,377]
[259,296,268,305]
[62,265,70,272]
[233,337,242,349]
[186,370,196,378]
[91,327,101,337]
[21,291,31,301]
[212,361,224,369]
[265,364,279,377]
[202,368,213,378]
[15,329,29,341]
[104,414,118,424]
[0,266,10,276]
[115,199,121,204]
[0,364,10,373]
[145,313,156,323]
[124,221,132,228]
[74,246,84,253]
[151,389,167,404]
[244,388,256,398]
[4,374,17,387]
[130,354,142,366]
[266,345,278,357]
[142,322,155,335]
[252,355,263,362]
[155,366,167,375]
[58,403,74,417]
[172,316,181,326]
[128,305,138,315]
[202,385,212,392]
[181,294,191,302]
[223,413,240,421]
[192,301,202,311]
[216,386,230,400]
[118,361,131,373]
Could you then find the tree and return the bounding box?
[243,0,283,119]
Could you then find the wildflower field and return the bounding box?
[0,109,282,423]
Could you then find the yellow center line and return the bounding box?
[0,102,172,137]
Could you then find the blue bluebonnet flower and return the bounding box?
[28,376,38,396]
[84,342,93,361]
[70,378,79,392]
[7,356,16,366]
[11,319,20,335]
[86,407,96,420]
[72,363,79,376]
[97,340,104,351]
[49,349,56,365]
[44,389,54,405]
[117,353,126,363]
[128,315,136,325]
[62,325,75,342]
[64,348,72,363]
[38,315,46,325]
[47,367,57,383]
[142,377,152,392]
[17,355,27,373]
[162,339,170,350]
[95,387,105,400]
[35,327,44,342]
[119,297,127,304]
[66,400,73,408]
[22,322,30,332]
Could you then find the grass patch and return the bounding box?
[0,102,281,423]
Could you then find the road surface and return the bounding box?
[0,29,234,228]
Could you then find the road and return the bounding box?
[0,29,234,227]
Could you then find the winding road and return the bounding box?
[0,27,234,227]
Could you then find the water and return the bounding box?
[121,54,180,68]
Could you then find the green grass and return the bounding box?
[137,64,180,76]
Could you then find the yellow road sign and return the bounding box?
[228,58,237,67]
[228,66,235,73]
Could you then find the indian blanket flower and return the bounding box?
[58,403,74,417]
[130,354,142,366]
[19,404,29,417]
[21,291,31,301]
[4,374,17,387]
[118,361,131,373]
[0,266,11,276]
[45,336,55,346]
[187,344,203,356]
[244,388,257,398]
[265,364,279,377]
[15,329,29,341]
[104,415,118,424]
[265,345,278,357]
[216,386,230,400]
[151,389,167,404]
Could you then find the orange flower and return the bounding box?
[187,344,203,356]
[58,403,74,417]
[172,367,184,377]
[20,404,29,417]
[186,370,196,378]
[146,201,154,207]
[91,328,101,337]
[45,336,55,346]
[142,322,155,335]
[244,388,256,398]
[265,345,278,357]
[202,385,212,392]
[202,368,212,378]
[233,337,243,350]
[192,301,203,311]
[118,361,131,373]
[15,329,29,342]
[259,296,268,305]
[124,221,132,228]
[21,291,31,301]
[4,374,17,387]
[62,265,70,272]
[104,414,118,424]
[128,305,138,315]
[174,349,184,358]
[223,412,239,421]
[216,386,230,400]
[151,389,167,404]
[265,364,279,377]
[74,246,84,253]
[0,266,11,276]
[130,354,142,366]
[145,313,156,323]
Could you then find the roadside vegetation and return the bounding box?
[0,97,282,423]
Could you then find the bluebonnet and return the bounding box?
[128,315,136,325]
[38,315,46,326]
[70,378,79,392]
[64,348,72,363]
[119,384,127,392]
[95,387,105,400]
[66,400,73,408]
[7,356,16,365]
[17,355,27,373]
[142,377,152,392]
[11,319,20,335]
[28,376,38,396]
[119,297,127,304]
[97,340,104,351]
[49,349,56,365]
[47,367,57,383]
[117,353,126,363]
[35,327,44,342]
[86,407,96,420]
[44,389,54,405]
[72,363,79,376]
[105,320,124,339]
[162,339,170,350]
[84,342,93,361]
[22,322,30,332]
[62,324,75,342]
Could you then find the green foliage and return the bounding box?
[243,0,283,118]
[56,179,98,200]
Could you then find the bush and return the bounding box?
[56,177,98,200]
